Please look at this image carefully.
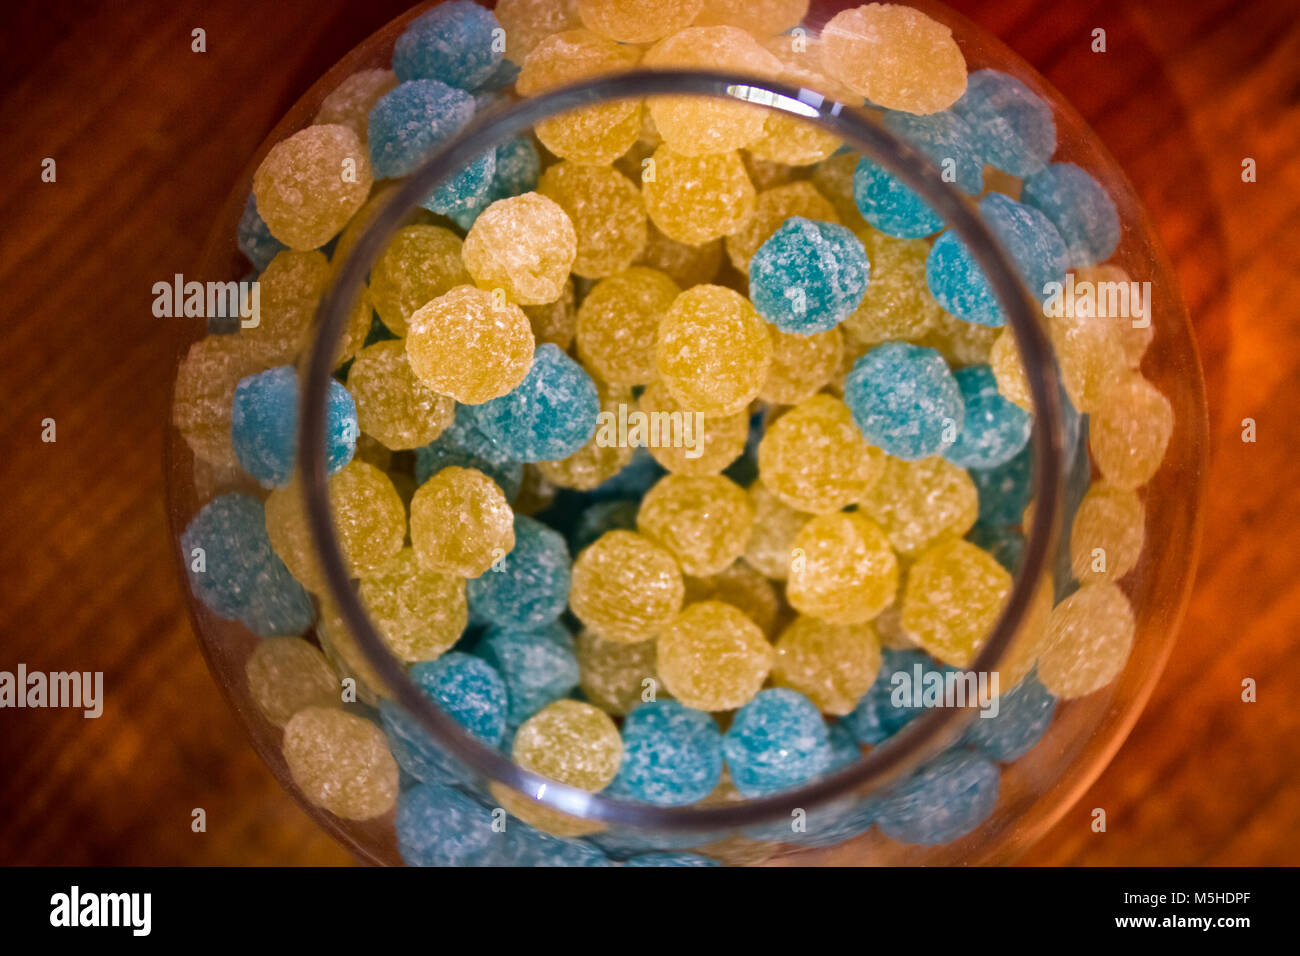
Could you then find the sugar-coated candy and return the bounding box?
[844,342,964,460]
[368,79,481,179]
[315,598,392,702]
[969,439,1033,527]
[656,284,771,416]
[474,622,579,726]
[414,414,523,501]
[1021,163,1120,267]
[231,365,357,487]
[577,267,680,386]
[881,109,985,195]
[406,285,535,404]
[392,1,503,90]
[683,562,780,639]
[657,601,773,711]
[245,637,339,727]
[513,699,623,790]
[726,182,840,273]
[697,0,808,34]
[609,700,723,806]
[758,394,885,513]
[624,852,721,867]
[852,154,943,239]
[463,344,599,462]
[576,628,660,716]
[927,193,1068,327]
[916,307,1000,367]
[347,341,454,451]
[787,512,898,625]
[468,514,571,629]
[241,249,331,364]
[1077,264,1153,367]
[773,616,882,716]
[358,548,467,661]
[963,671,1056,761]
[1070,483,1144,583]
[578,0,701,44]
[643,147,757,246]
[841,228,943,350]
[538,162,647,279]
[822,4,967,115]
[505,824,612,866]
[742,481,811,580]
[523,276,577,350]
[841,648,953,744]
[462,193,577,305]
[584,446,667,502]
[569,530,684,643]
[369,225,470,336]
[749,114,842,168]
[951,69,1056,177]
[944,364,1032,469]
[1038,582,1135,698]
[637,381,749,476]
[637,474,754,577]
[237,194,286,271]
[252,124,372,250]
[496,0,582,64]
[989,328,1031,410]
[749,217,870,334]
[761,326,844,406]
[724,688,832,797]
[283,707,398,820]
[1089,373,1173,489]
[902,538,1012,667]
[536,381,635,489]
[452,135,542,230]
[637,222,723,288]
[174,336,267,468]
[874,748,999,845]
[397,782,507,866]
[568,498,639,555]
[314,68,398,138]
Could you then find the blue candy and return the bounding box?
[392,1,504,91]
[964,671,1057,761]
[472,619,578,725]
[881,109,985,195]
[230,365,357,488]
[944,364,1032,469]
[421,151,497,218]
[589,827,713,860]
[396,782,508,866]
[952,69,1056,177]
[825,720,862,772]
[841,648,955,745]
[568,498,640,554]
[236,193,285,271]
[609,700,723,807]
[843,342,964,460]
[625,852,722,867]
[748,216,871,334]
[506,825,611,866]
[415,412,523,501]
[181,493,314,636]
[369,79,478,179]
[926,193,1068,327]
[1021,162,1120,267]
[450,135,541,230]
[968,437,1034,527]
[723,689,832,798]
[853,155,944,238]
[874,748,1001,845]
[476,56,521,93]
[463,344,599,463]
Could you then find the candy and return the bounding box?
[693,0,808,34]
[537,162,647,279]
[1069,483,1144,583]
[609,700,723,806]
[245,637,339,727]
[881,109,985,195]
[367,81,490,202]
[576,629,661,716]
[468,514,571,629]
[1075,263,1153,367]
[414,414,523,500]
[406,285,535,404]
[347,341,454,451]
[1089,374,1173,489]
[760,326,844,406]
[314,68,398,138]
[748,114,842,167]
[474,622,580,726]
[1048,300,1128,413]
[636,224,723,290]
[252,124,372,250]
[368,225,471,336]
[944,364,1032,469]
[840,647,953,744]
[758,394,885,513]
[523,276,577,350]
[901,538,1011,667]
[852,154,943,238]
[577,0,701,43]
[512,699,623,790]
[1037,582,1135,698]
[656,284,771,416]
[452,135,543,230]
[723,688,832,797]
[772,616,882,716]
[392,1,504,91]
[569,530,685,643]
[282,707,398,820]
[397,782,507,866]
[315,598,392,702]
[241,249,331,364]
[537,381,635,489]
[637,381,749,476]
[462,193,577,305]
[358,548,467,661]
[967,521,1024,573]
[749,217,871,334]
[963,671,1056,761]
[1021,162,1120,267]
[811,151,869,231]
[840,228,943,351]
[989,328,1031,410]
[742,481,811,580]
[726,181,840,273]
[969,438,1034,528]
[656,601,773,711]
[787,511,898,624]
[174,336,267,468]
[496,0,582,64]
[916,310,1000,367]
[625,852,721,867]
[576,267,680,386]
[951,69,1056,177]
[822,4,968,115]
[844,342,964,460]
[683,562,780,639]
[237,194,286,271]
[642,147,757,245]
[874,748,999,845]
[463,343,600,462]
[637,474,754,577]
[568,499,640,554]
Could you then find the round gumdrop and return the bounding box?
[882,108,985,195]
[512,699,623,791]
[656,284,772,416]
[1021,162,1120,267]
[245,637,340,727]
[578,0,702,44]
[1089,373,1173,489]
[406,285,535,404]
[577,267,680,386]
[414,414,524,500]
[758,394,885,514]
[726,181,840,273]
[742,481,811,580]
[1037,582,1135,698]
[642,147,756,246]
[173,336,265,469]
[787,511,899,625]
[853,155,944,239]
[282,707,398,820]
[944,364,1032,469]
[749,217,870,334]
[773,615,883,716]
[392,1,504,90]
[656,601,773,711]
[474,623,579,726]
[902,538,1012,667]
[760,325,844,406]
[314,68,397,138]
[723,688,833,797]
[367,79,479,179]
[841,227,944,349]
[368,225,471,336]
[347,341,454,451]
[860,454,978,556]
[637,474,754,577]
[609,699,723,806]
[683,562,781,639]
[951,69,1056,177]
[1069,483,1145,583]
[874,748,999,845]
[844,342,964,460]
[461,193,577,305]
[637,381,749,476]
[358,547,467,662]
[252,124,372,250]
[537,160,647,280]
[576,629,661,717]
[569,530,685,643]
[468,514,571,629]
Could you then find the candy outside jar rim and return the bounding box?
[299,68,1067,832]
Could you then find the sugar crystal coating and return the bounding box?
[577,0,702,44]
[656,284,772,416]
[468,514,572,629]
[1089,373,1173,489]
[577,267,680,386]
[537,380,635,489]
[252,124,373,251]
[683,561,780,638]
[723,688,832,797]
[358,548,467,661]
[1038,582,1135,698]
[367,79,478,179]
[989,327,1031,410]
[944,364,1032,469]
[951,69,1056,177]
[902,538,1011,667]
[414,413,523,500]
[811,152,870,231]
[1021,162,1120,267]
[656,601,773,711]
[406,285,535,404]
[609,699,723,806]
[523,276,577,350]
[881,108,985,195]
[512,699,623,791]
[462,193,577,306]
[844,342,964,460]
[369,225,471,336]
[749,113,842,167]
[496,0,582,64]
[761,325,844,406]
[726,181,840,273]
[409,465,514,579]
[963,671,1056,761]
[969,438,1033,528]
[537,161,646,279]
[742,481,811,580]
[397,782,507,866]
[1070,483,1144,583]
[474,622,579,725]
[569,530,685,643]
[749,217,871,334]
[841,647,954,744]
[853,155,943,239]
[841,227,944,350]
[773,615,882,715]
[637,222,724,288]
[452,135,543,230]
[241,249,330,364]
[392,1,504,90]
[174,336,267,468]
[577,629,661,716]
[637,474,754,577]
[874,748,999,845]
[1047,290,1128,414]
[314,68,398,138]
[758,394,885,513]
[282,707,398,820]
[1074,263,1153,367]
[787,511,899,625]
[637,381,749,476]
[245,637,340,727]
[347,341,454,451]
[643,147,757,246]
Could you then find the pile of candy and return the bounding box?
[175,0,1173,866]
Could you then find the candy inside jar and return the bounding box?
[169,0,1202,867]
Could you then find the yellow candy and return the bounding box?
[1070,484,1145,583]
[576,629,663,716]
[810,151,869,231]
[409,465,515,578]
[252,124,373,250]
[538,381,635,489]
[1037,582,1135,698]
[578,0,701,43]
[990,328,1031,410]
[761,32,865,105]
[635,222,723,288]
[901,538,1011,667]
[1049,292,1128,413]
[358,548,468,662]
[916,311,999,367]
[405,286,535,404]
[523,276,577,349]
[497,0,582,64]
[513,466,560,516]
[461,193,577,306]
[1075,264,1153,367]
[697,0,809,36]
[656,284,772,415]
[748,114,841,167]
[787,511,898,624]
[841,227,943,352]
[245,637,340,727]
[347,340,455,450]
[760,325,844,405]
[757,394,884,513]
[683,561,781,638]
[282,707,398,820]
[657,601,774,710]
[368,225,471,335]
[491,785,605,837]
[726,181,840,272]
[638,474,754,576]
[173,335,266,468]
[994,577,1054,693]
[1090,373,1173,489]
[537,161,647,279]
[240,249,330,364]
[822,4,968,115]
[871,601,917,650]
[332,284,377,369]
[643,147,756,245]
[330,182,434,279]
[569,529,685,642]
[742,152,800,190]
[513,699,623,790]
[772,615,882,715]
[316,597,392,702]
[313,69,398,139]
[742,480,811,580]
[577,267,680,386]
[638,380,749,476]
[859,455,978,556]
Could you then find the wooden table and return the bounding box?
[0,0,1296,865]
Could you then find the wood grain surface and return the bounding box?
[0,0,1296,865]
